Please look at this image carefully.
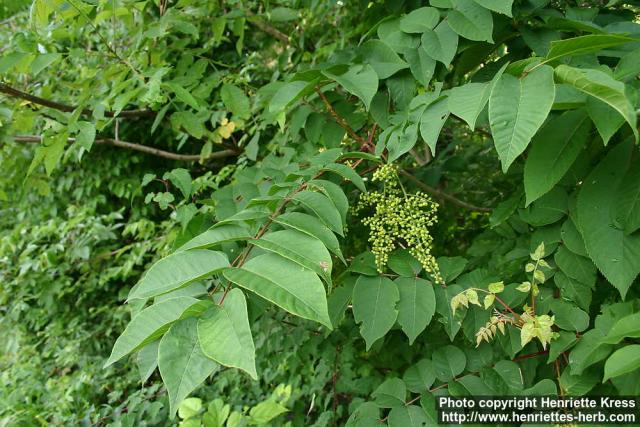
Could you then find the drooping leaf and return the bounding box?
[251,229,332,283]
[273,212,344,262]
[177,224,251,251]
[159,318,218,417]
[223,253,332,328]
[523,109,591,205]
[405,47,436,87]
[403,359,436,393]
[322,65,378,110]
[421,20,458,67]
[395,277,436,344]
[489,65,555,172]
[577,141,640,298]
[197,288,257,379]
[602,312,640,345]
[128,250,229,300]
[388,405,429,427]
[137,341,159,384]
[473,0,513,16]
[399,7,440,33]
[419,97,449,155]
[321,163,367,192]
[545,35,633,64]
[448,0,494,43]
[587,97,625,146]
[603,345,640,382]
[352,276,399,350]
[554,65,637,141]
[292,190,344,236]
[105,297,206,367]
[432,345,466,381]
[361,40,409,79]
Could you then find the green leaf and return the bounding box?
[220,84,250,119]
[420,97,449,155]
[30,53,61,76]
[387,250,422,277]
[448,62,506,130]
[292,190,344,236]
[321,163,366,192]
[437,256,468,283]
[377,18,419,54]
[399,7,440,33]
[554,65,637,141]
[448,0,494,43]
[473,0,513,16]
[273,212,344,263]
[421,21,458,67]
[361,40,409,80]
[587,97,624,146]
[178,397,203,420]
[548,331,578,363]
[612,154,640,235]
[268,81,310,114]
[615,48,640,81]
[137,341,159,384]
[554,245,596,287]
[197,289,257,379]
[559,368,599,395]
[603,345,640,382]
[105,297,204,367]
[403,359,436,393]
[489,65,555,172]
[551,300,589,332]
[569,329,612,376]
[405,47,436,87]
[223,253,332,328]
[388,406,428,427]
[164,168,192,199]
[75,121,96,151]
[577,141,640,298]
[322,65,378,110]
[395,277,435,344]
[555,272,592,312]
[352,276,399,350]
[251,229,332,283]
[159,318,218,417]
[545,35,633,64]
[177,224,251,251]
[30,0,53,29]
[309,179,349,225]
[560,218,587,257]
[128,250,229,300]
[602,312,640,345]
[167,82,201,110]
[432,345,466,381]
[372,378,406,408]
[248,401,288,424]
[523,109,591,205]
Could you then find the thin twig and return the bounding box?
[12,135,237,161]
[245,10,290,44]
[0,82,153,118]
[315,87,370,148]
[399,170,492,213]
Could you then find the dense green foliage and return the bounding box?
[2,0,640,425]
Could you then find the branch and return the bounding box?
[245,10,290,44]
[12,135,237,161]
[399,170,492,213]
[315,87,372,150]
[0,83,153,118]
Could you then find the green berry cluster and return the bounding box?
[356,164,443,283]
